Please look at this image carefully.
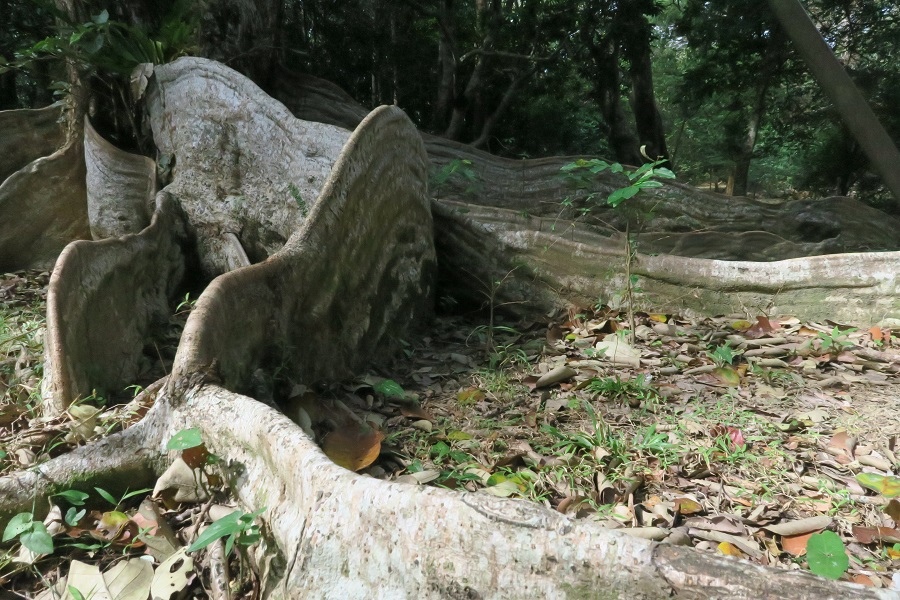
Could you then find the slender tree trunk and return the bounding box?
[766,0,900,209]
[623,10,668,161]
[0,70,18,110]
[730,82,768,196]
[444,0,496,141]
[593,42,640,165]
[432,0,456,131]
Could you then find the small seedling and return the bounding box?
[706,342,739,366]
[2,512,54,554]
[817,326,856,352]
[431,158,479,195]
[187,507,265,556]
[94,486,153,511]
[560,150,675,343]
[588,374,658,406]
[175,293,196,315]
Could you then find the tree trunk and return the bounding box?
[622,7,668,161]
[585,32,641,165]
[729,86,766,197]
[766,0,900,209]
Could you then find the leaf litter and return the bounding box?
[1,271,259,599]
[5,268,900,592]
[341,305,900,587]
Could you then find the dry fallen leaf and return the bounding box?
[322,424,384,472]
[781,531,815,556]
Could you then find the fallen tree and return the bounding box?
[1,57,899,598]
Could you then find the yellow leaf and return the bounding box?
[457,388,485,405]
[713,366,741,386]
[674,497,703,515]
[717,542,742,556]
[857,473,900,498]
[648,314,668,323]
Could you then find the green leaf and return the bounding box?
[856,473,900,498]
[120,487,153,502]
[654,167,677,179]
[187,511,242,553]
[608,186,640,207]
[168,427,203,450]
[65,507,86,526]
[54,490,89,506]
[3,512,34,541]
[374,379,405,399]
[21,522,54,555]
[92,9,109,24]
[224,532,236,556]
[94,487,118,506]
[636,180,663,189]
[806,531,849,580]
[68,586,86,600]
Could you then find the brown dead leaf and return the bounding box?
[399,401,435,422]
[852,526,900,545]
[781,531,814,556]
[181,444,211,470]
[322,425,385,472]
[827,431,856,459]
[850,574,877,587]
[745,315,779,339]
[884,499,900,523]
[674,497,703,516]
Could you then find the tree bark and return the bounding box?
[621,5,668,162]
[766,0,900,209]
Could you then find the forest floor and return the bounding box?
[3,268,900,596]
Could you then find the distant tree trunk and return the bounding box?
[766,0,900,209]
[432,1,456,131]
[621,5,668,162]
[0,70,16,109]
[729,79,768,196]
[584,26,640,165]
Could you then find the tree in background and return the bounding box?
[2,0,898,205]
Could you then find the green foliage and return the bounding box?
[560,153,674,340]
[94,486,152,511]
[4,3,197,77]
[288,183,307,215]
[561,157,676,208]
[2,512,54,555]
[806,530,849,580]
[587,374,658,404]
[706,342,739,367]
[167,427,204,451]
[817,326,856,352]
[431,159,478,195]
[373,379,406,399]
[187,507,265,556]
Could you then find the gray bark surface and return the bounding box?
[0,140,90,271]
[84,117,157,239]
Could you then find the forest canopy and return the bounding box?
[2,0,898,207]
